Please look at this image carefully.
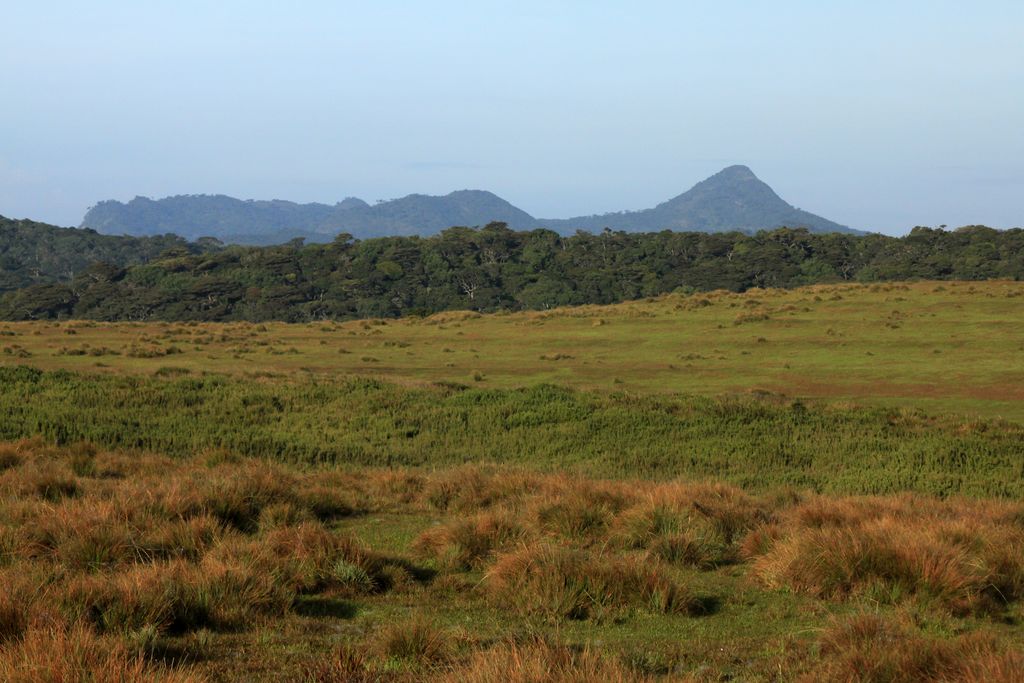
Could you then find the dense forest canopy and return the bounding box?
[0,216,211,292]
[1,218,1021,322]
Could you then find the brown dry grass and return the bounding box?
[484,543,695,620]
[0,439,392,680]
[798,613,1024,683]
[747,494,1024,615]
[413,509,528,569]
[0,439,1022,680]
[0,620,204,682]
[440,637,655,683]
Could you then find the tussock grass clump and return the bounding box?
[302,646,389,683]
[192,554,293,628]
[159,462,302,533]
[0,569,44,644]
[2,460,79,501]
[0,440,395,678]
[373,616,453,665]
[798,613,1024,683]
[748,496,1024,615]
[611,482,768,568]
[370,470,427,506]
[614,504,728,569]
[257,501,315,530]
[414,510,529,569]
[534,497,613,540]
[528,479,632,541]
[657,482,771,544]
[155,461,360,533]
[140,515,223,562]
[441,637,653,683]
[13,498,222,571]
[60,560,213,634]
[220,521,379,595]
[733,310,770,325]
[0,621,205,682]
[0,445,21,471]
[125,343,182,358]
[44,501,140,570]
[485,544,694,620]
[424,466,540,512]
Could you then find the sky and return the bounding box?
[1,1,1022,235]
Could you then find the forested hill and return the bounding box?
[0,215,206,293]
[80,191,537,244]
[1,221,1021,322]
[540,165,855,235]
[81,195,343,244]
[79,166,854,243]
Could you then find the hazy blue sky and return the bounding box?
[2,1,1022,234]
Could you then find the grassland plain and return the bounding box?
[2,280,1023,420]
[1,280,1024,680]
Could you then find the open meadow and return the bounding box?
[1,280,1023,681]
[3,280,1024,419]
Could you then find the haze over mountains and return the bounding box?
[81,165,857,245]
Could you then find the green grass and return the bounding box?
[0,366,1021,496]
[3,280,1024,420]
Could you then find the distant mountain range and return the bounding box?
[80,165,858,244]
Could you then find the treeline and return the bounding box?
[1,221,1022,321]
[0,215,211,293]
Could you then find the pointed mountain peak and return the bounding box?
[533,164,855,235]
[705,164,759,183]
[663,165,778,208]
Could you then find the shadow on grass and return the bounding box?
[145,639,209,668]
[381,556,438,585]
[690,595,723,616]
[294,596,360,619]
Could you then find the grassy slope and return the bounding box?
[3,280,1023,420]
